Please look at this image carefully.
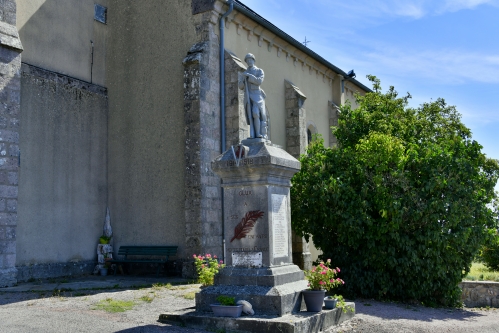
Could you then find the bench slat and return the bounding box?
[110,245,178,277]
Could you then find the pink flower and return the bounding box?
[206,254,211,258]
[213,255,217,258]
[336,267,340,272]
[219,260,223,264]
[192,254,197,258]
[321,271,327,275]
[319,281,324,285]
[327,259,331,263]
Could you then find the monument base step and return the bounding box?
[159,302,355,333]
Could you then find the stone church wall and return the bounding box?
[106,0,218,259]
[16,64,107,280]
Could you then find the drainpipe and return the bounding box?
[220,0,234,263]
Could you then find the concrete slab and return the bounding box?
[159,302,355,333]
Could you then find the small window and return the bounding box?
[94,4,107,24]
[307,129,312,145]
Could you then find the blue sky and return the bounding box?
[241,0,499,191]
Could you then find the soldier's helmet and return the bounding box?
[244,53,255,62]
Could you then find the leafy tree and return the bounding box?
[291,76,499,306]
[480,230,499,271]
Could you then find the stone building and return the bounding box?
[0,0,369,286]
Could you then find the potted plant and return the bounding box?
[99,235,111,244]
[100,254,112,276]
[303,259,344,312]
[193,254,225,287]
[210,295,243,318]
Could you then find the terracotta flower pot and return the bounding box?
[302,289,325,312]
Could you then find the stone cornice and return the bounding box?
[0,21,22,52]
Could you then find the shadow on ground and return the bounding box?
[0,274,192,306]
[354,299,485,322]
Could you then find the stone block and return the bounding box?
[0,240,15,253]
[15,261,95,282]
[4,253,14,267]
[0,212,16,225]
[0,267,16,287]
[4,225,14,239]
[0,184,17,198]
[0,130,18,143]
[0,157,17,170]
[8,144,18,157]
[160,302,355,333]
[6,199,15,212]
[196,280,308,316]
[0,116,6,128]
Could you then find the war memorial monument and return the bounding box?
[159,54,355,333]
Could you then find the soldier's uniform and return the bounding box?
[238,53,268,139]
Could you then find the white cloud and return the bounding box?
[343,46,499,85]
[439,0,499,13]
[301,0,499,23]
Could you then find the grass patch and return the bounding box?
[152,282,173,290]
[93,298,135,313]
[140,295,154,303]
[464,263,499,282]
[183,291,196,300]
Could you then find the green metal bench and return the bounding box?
[109,245,178,276]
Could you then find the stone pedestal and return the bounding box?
[196,140,307,316]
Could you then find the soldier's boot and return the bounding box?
[260,121,268,139]
[254,113,262,138]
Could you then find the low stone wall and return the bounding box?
[460,281,499,308]
[16,261,96,282]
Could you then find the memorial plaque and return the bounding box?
[272,194,289,257]
[232,252,263,267]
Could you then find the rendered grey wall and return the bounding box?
[106,1,203,257]
[16,64,108,266]
[17,0,108,86]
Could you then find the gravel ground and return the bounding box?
[0,281,211,333]
[1,280,498,333]
[329,299,499,333]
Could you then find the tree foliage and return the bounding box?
[480,230,499,271]
[291,76,499,306]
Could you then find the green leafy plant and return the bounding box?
[216,295,236,306]
[193,254,225,286]
[333,294,354,313]
[480,230,499,271]
[304,259,344,291]
[99,235,111,244]
[291,75,499,306]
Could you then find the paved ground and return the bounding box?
[0,275,498,333]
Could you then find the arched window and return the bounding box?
[306,122,317,146]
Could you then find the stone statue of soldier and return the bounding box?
[239,53,269,139]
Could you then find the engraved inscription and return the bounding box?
[226,158,254,167]
[232,252,262,267]
[228,247,269,252]
[272,194,289,257]
[239,190,253,196]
